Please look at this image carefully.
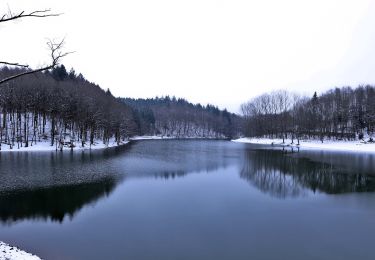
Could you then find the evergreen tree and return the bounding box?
[52,65,68,81]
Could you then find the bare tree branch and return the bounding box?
[0,9,61,23]
[0,39,72,85]
[0,61,29,68]
[0,8,69,85]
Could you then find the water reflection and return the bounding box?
[296,150,375,175]
[0,177,119,224]
[122,140,242,179]
[0,146,130,193]
[1,141,375,260]
[0,140,242,224]
[0,147,130,224]
[240,149,375,198]
[1,140,375,225]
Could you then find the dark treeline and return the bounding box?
[241,86,375,143]
[121,97,242,139]
[0,65,137,150]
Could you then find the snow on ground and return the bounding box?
[233,137,375,153]
[129,135,225,140]
[0,134,224,152]
[0,139,129,152]
[129,135,172,140]
[0,242,41,260]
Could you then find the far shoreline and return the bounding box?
[232,137,375,153]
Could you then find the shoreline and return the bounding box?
[0,241,41,260]
[0,136,227,152]
[129,135,228,141]
[0,140,129,152]
[232,137,375,153]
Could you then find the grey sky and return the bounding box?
[1,0,375,113]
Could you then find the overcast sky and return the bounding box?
[1,0,375,113]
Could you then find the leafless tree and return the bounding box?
[241,86,375,142]
[0,8,69,85]
[0,66,137,149]
[0,39,70,85]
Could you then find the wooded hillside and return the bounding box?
[121,97,242,139]
[0,66,137,150]
[241,86,375,143]
[0,65,242,151]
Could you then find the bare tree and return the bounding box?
[0,8,68,85]
[241,86,375,143]
[0,39,70,85]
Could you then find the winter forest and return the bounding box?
[241,86,375,143]
[0,66,241,150]
[122,97,242,139]
[0,66,137,150]
[2,62,375,151]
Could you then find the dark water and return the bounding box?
[1,140,375,260]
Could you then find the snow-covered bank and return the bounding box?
[129,135,226,141]
[0,139,129,152]
[0,242,41,260]
[233,137,375,153]
[129,135,172,140]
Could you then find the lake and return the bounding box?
[1,140,375,260]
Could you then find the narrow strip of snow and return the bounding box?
[0,140,129,152]
[129,135,171,140]
[232,137,375,153]
[0,242,41,260]
[129,135,226,140]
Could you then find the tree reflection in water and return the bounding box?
[240,149,375,198]
[0,140,242,225]
[0,177,119,224]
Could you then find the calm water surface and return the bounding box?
[0,140,375,260]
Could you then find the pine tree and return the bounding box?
[52,65,68,81]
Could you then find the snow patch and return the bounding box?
[129,135,170,140]
[0,242,41,260]
[0,139,129,152]
[129,135,226,141]
[233,137,375,153]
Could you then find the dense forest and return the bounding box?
[121,97,242,139]
[0,66,137,150]
[0,65,241,150]
[241,86,375,143]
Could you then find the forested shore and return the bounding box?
[241,86,375,144]
[5,63,375,153]
[0,66,137,150]
[0,66,240,151]
[122,97,242,139]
